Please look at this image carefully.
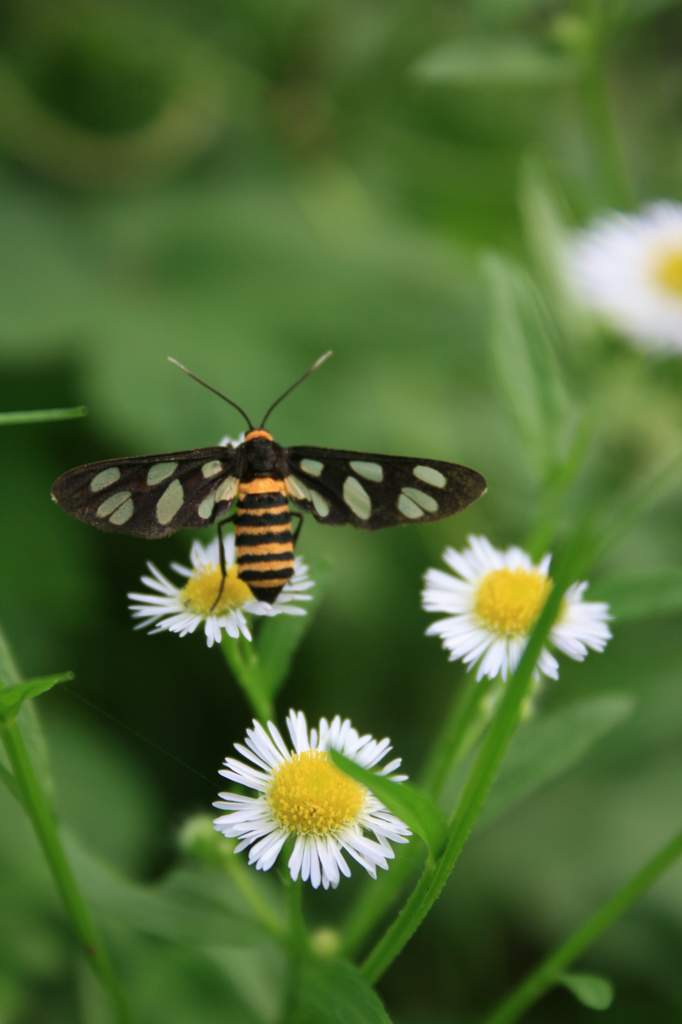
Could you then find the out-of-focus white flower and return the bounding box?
[569,201,682,353]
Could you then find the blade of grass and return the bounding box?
[0,405,87,425]
[484,828,682,1024]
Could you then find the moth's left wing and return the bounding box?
[284,447,486,529]
[51,447,240,539]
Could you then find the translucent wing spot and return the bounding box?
[286,475,312,501]
[146,461,178,486]
[156,479,184,525]
[413,465,447,488]
[109,495,134,525]
[300,458,324,477]
[201,460,223,479]
[397,492,425,519]
[96,490,132,519]
[198,491,216,520]
[343,476,372,520]
[311,490,330,517]
[215,476,238,504]
[349,460,384,483]
[401,486,438,514]
[90,467,121,492]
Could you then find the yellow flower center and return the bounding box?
[267,750,365,836]
[474,568,552,636]
[652,245,682,297]
[180,564,253,615]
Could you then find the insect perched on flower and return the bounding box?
[213,710,410,890]
[422,535,612,683]
[51,353,486,604]
[128,534,313,647]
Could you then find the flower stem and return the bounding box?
[1,719,130,1022]
[222,850,286,940]
[340,676,495,957]
[580,0,634,208]
[0,625,130,1021]
[484,827,682,1024]
[420,675,496,798]
[361,550,578,984]
[221,635,273,720]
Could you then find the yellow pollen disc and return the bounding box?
[267,751,365,836]
[652,245,682,297]
[180,564,253,615]
[474,568,552,636]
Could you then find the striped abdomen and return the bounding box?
[235,478,294,603]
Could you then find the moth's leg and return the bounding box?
[210,513,236,612]
[291,512,304,547]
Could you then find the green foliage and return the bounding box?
[479,694,635,828]
[0,406,86,425]
[559,971,614,1011]
[483,253,571,481]
[331,751,447,859]
[413,38,576,87]
[290,957,393,1024]
[592,570,682,622]
[0,672,73,725]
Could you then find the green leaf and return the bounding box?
[330,752,446,859]
[289,957,393,1024]
[0,672,74,725]
[66,834,269,947]
[559,972,614,1011]
[478,695,634,829]
[483,253,570,478]
[257,560,329,699]
[0,763,22,803]
[413,37,576,87]
[0,406,87,426]
[591,570,682,622]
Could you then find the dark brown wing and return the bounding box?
[284,447,486,530]
[51,447,240,538]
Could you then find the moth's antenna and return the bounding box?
[259,351,333,429]
[168,357,253,430]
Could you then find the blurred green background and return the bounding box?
[1,1,682,1021]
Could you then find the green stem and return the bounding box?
[484,828,682,1024]
[221,635,273,721]
[421,675,496,797]
[223,851,286,940]
[580,0,633,208]
[0,406,87,426]
[361,550,578,985]
[341,676,495,957]
[1,720,130,1022]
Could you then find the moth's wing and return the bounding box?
[285,447,486,530]
[51,447,240,538]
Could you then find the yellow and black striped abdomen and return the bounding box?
[235,478,294,603]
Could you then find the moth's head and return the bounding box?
[244,429,273,443]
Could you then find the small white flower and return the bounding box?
[568,201,682,353]
[213,710,411,890]
[422,535,611,683]
[128,534,313,648]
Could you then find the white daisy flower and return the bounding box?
[422,535,611,683]
[569,201,682,353]
[213,709,411,890]
[128,534,313,648]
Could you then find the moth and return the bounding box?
[51,353,486,603]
